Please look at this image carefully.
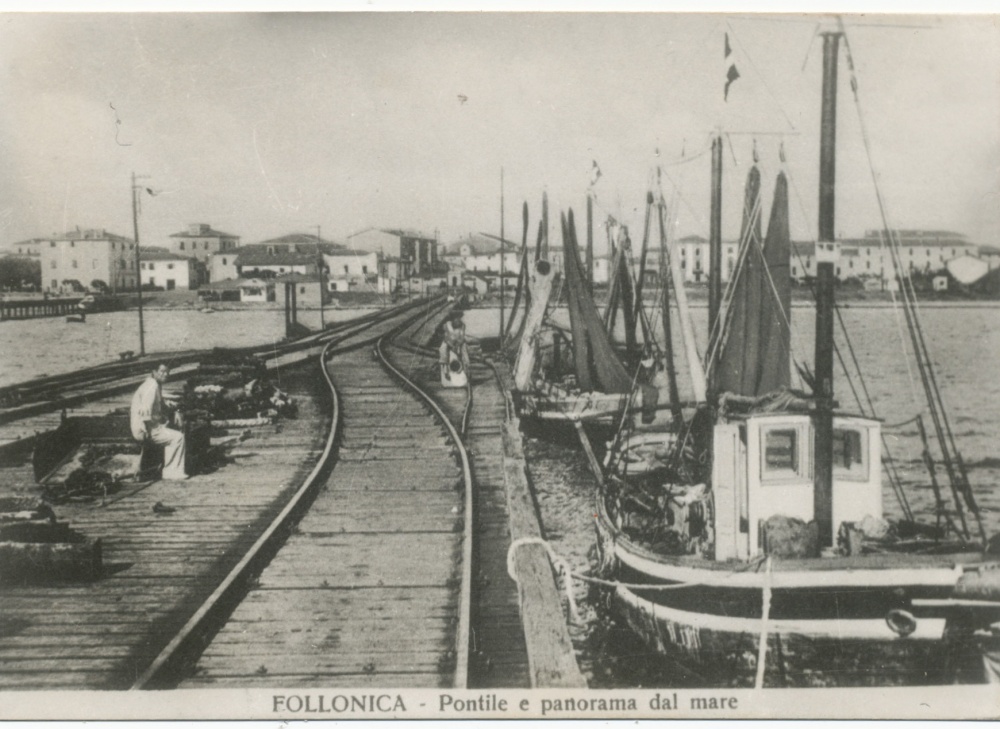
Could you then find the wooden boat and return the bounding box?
[508,206,657,425]
[591,28,1000,687]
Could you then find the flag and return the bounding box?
[724,33,740,101]
[590,160,602,187]
[145,188,158,196]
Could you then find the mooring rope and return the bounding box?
[754,556,773,690]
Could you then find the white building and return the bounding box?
[139,247,194,290]
[347,228,438,275]
[323,248,378,292]
[38,227,138,294]
[209,251,240,283]
[166,223,240,264]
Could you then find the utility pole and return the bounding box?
[317,225,325,330]
[499,166,505,339]
[131,172,149,357]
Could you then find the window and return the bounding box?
[344,265,349,274]
[761,427,806,480]
[50,241,56,248]
[50,260,56,268]
[362,265,368,274]
[299,286,306,294]
[167,263,174,270]
[180,241,185,250]
[833,428,868,480]
[205,242,209,249]
[70,241,75,248]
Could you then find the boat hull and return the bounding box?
[609,584,988,687]
[594,507,1000,686]
[512,389,631,422]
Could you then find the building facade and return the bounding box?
[166,224,240,264]
[138,247,194,290]
[347,228,438,275]
[38,228,138,294]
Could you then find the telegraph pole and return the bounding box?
[131,172,148,357]
[499,166,505,339]
[317,225,325,330]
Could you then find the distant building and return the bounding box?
[209,251,240,283]
[275,273,325,308]
[946,254,989,285]
[38,227,138,294]
[167,224,240,264]
[978,245,1000,271]
[348,228,438,276]
[234,234,341,279]
[139,247,194,290]
[7,238,44,258]
[787,230,977,287]
[322,249,378,293]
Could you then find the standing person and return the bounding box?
[130,363,188,481]
[439,309,470,386]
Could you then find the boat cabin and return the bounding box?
[711,412,882,561]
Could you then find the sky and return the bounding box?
[0,11,996,256]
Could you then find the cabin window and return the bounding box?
[761,427,805,480]
[833,427,868,480]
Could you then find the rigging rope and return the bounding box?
[839,20,984,542]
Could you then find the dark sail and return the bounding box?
[562,211,634,394]
[715,167,791,396]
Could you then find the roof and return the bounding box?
[53,228,133,244]
[274,273,324,284]
[169,226,238,238]
[979,245,1000,256]
[256,233,345,249]
[139,246,189,261]
[445,233,513,256]
[201,277,273,291]
[323,248,375,258]
[236,240,338,266]
[347,227,436,242]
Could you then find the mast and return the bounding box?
[130,172,146,357]
[541,190,549,259]
[586,193,594,295]
[814,31,841,548]
[708,134,723,391]
[658,198,707,402]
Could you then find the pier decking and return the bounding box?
[0,299,584,691]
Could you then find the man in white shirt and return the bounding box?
[130,363,188,481]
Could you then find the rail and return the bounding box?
[374,327,473,689]
[129,297,447,688]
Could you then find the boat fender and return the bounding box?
[885,609,917,638]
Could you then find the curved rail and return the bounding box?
[129,298,445,689]
[374,332,474,689]
[0,297,438,419]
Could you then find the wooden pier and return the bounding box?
[0,298,85,321]
[0,298,587,691]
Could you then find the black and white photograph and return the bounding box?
[0,6,998,721]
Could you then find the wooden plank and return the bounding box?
[500,410,586,688]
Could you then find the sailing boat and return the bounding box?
[509,197,658,424]
[591,30,1000,687]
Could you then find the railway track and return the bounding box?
[0,298,450,690]
[0,296,565,691]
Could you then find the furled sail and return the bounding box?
[562,210,634,394]
[714,167,791,396]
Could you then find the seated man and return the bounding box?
[130,362,188,481]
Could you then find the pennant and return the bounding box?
[145,188,158,196]
[590,159,602,187]
[724,33,740,101]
